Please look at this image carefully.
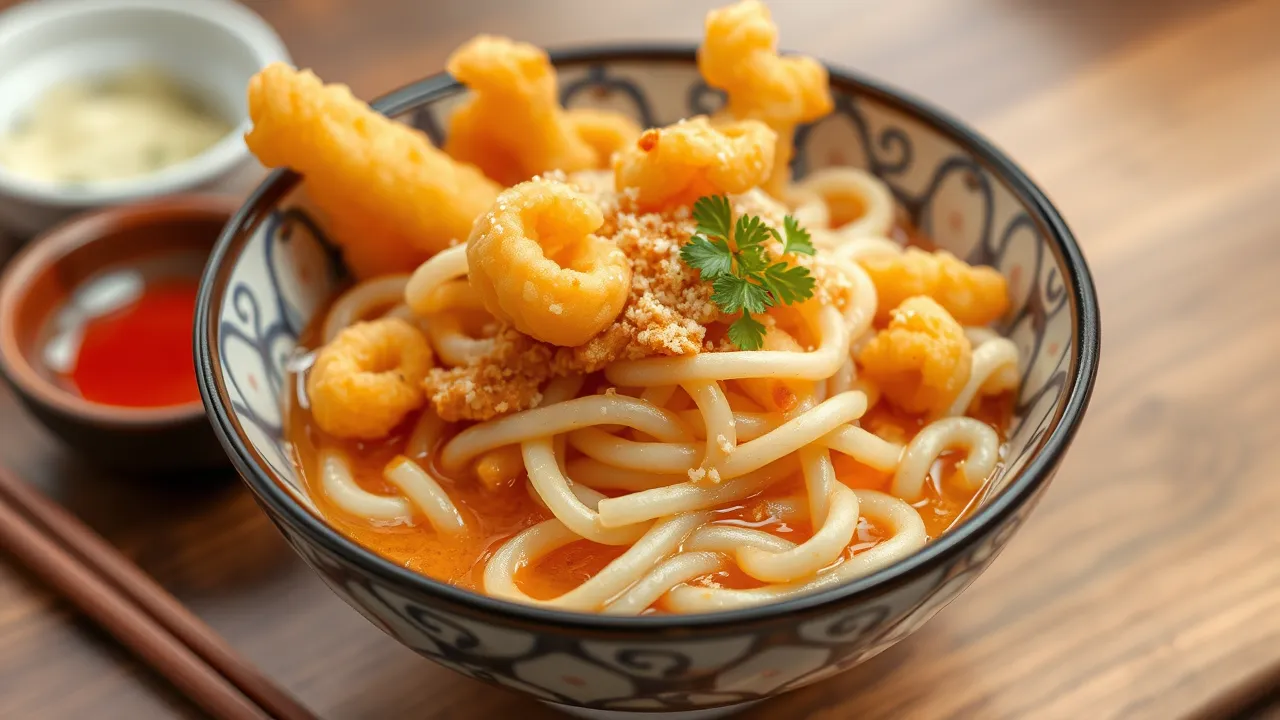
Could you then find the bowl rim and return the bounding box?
[0,0,290,207]
[196,44,1101,633]
[0,193,239,427]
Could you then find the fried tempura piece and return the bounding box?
[445,36,631,185]
[466,179,632,347]
[861,247,1010,326]
[698,0,834,196]
[308,318,434,439]
[423,326,554,422]
[566,108,643,165]
[858,296,972,416]
[245,64,499,278]
[613,116,776,210]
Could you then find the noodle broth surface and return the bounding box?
[284,231,1014,613]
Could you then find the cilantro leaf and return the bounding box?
[678,196,820,350]
[778,215,816,256]
[692,195,732,240]
[727,314,768,351]
[762,262,816,305]
[735,244,771,275]
[733,213,772,250]
[711,275,773,315]
[680,235,734,278]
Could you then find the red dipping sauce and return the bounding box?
[69,280,200,407]
[43,266,202,409]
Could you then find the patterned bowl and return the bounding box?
[195,47,1099,719]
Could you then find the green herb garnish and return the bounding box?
[679,195,817,350]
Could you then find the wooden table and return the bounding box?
[1,0,1277,717]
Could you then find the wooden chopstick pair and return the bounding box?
[0,467,317,720]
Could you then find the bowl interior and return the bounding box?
[201,51,1090,617]
[1,195,233,424]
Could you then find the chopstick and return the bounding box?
[0,467,317,720]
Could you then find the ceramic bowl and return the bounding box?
[0,194,236,473]
[0,0,290,236]
[196,48,1100,718]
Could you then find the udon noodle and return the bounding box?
[257,0,1018,615]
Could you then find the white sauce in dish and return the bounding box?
[0,67,231,185]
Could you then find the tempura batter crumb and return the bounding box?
[422,188,849,422]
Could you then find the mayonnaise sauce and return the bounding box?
[0,67,231,184]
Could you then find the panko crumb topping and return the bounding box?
[421,179,845,422]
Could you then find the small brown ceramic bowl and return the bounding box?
[0,194,236,473]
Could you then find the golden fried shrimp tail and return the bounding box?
[698,0,834,196]
[565,108,643,166]
[613,116,776,210]
[861,247,1010,326]
[466,179,631,347]
[245,63,500,278]
[857,296,973,416]
[444,36,637,184]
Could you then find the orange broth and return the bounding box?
[285,220,1014,612]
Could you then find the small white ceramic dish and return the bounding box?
[0,0,290,236]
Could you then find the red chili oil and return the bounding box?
[61,277,201,408]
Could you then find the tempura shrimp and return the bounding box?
[466,180,631,347]
[566,108,643,165]
[861,247,1010,326]
[245,64,499,278]
[445,36,632,185]
[698,0,833,196]
[613,116,776,210]
[857,296,972,416]
[307,318,434,439]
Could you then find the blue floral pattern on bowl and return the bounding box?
[196,48,1098,718]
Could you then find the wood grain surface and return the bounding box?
[0,0,1277,718]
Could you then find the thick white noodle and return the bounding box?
[945,337,1020,417]
[686,525,796,553]
[963,326,1002,347]
[605,303,848,387]
[524,437,650,545]
[831,236,904,263]
[405,244,469,315]
[827,357,856,397]
[440,395,690,471]
[565,458,684,491]
[685,380,737,473]
[405,409,447,460]
[892,417,1000,500]
[677,410,775,441]
[383,457,467,535]
[567,429,699,474]
[383,303,419,325]
[799,441,835,527]
[710,391,867,481]
[639,385,677,407]
[424,312,494,366]
[664,491,927,612]
[823,426,904,471]
[525,472,607,511]
[322,275,410,343]
[737,482,859,583]
[794,167,896,240]
[320,450,411,523]
[483,512,707,611]
[787,185,831,230]
[602,552,725,615]
[596,459,799,528]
